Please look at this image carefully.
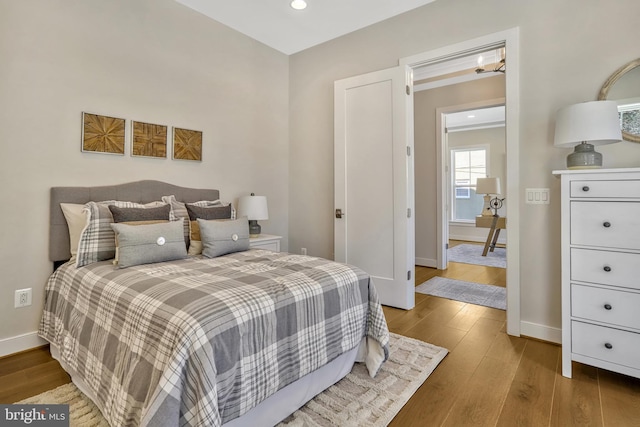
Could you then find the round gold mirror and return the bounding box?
[598,58,640,143]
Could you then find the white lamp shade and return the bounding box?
[554,100,622,147]
[237,195,269,221]
[476,177,501,195]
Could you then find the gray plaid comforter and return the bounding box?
[39,250,389,427]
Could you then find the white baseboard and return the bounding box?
[0,332,47,357]
[520,321,561,344]
[416,257,436,268]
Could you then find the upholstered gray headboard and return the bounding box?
[50,180,220,263]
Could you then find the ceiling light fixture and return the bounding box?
[290,0,307,10]
[476,48,506,74]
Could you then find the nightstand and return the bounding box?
[249,234,282,252]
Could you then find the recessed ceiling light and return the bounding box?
[290,0,307,10]
[468,115,476,118]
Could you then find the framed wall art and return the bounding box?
[81,112,126,155]
[132,120,167,158]
[172,127,202,161]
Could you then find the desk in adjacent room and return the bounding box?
[475,215,506,256]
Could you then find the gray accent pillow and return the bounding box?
[110,220,187,268]
[186,204,232,220]
[186,204,234,255]
[109,204,170,222]
[198,217,250,258]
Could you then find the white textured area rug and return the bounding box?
[416,276,507,310]
[448,243,506,268]
[18,333,447,427]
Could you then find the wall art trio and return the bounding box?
[81,112,203,161]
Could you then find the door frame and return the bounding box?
[400,28,521,336]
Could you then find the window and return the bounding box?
[451,147,488,221]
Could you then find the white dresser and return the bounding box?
[249,234,282,252]
[554,168,640,379]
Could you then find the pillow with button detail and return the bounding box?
[108,204,172,265]
[186,204,233,255]
[75,200,165,268]
[198,217,250,258]
[110,220,187,268]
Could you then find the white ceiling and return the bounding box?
[446,106,505,131]
[174,0,436,55]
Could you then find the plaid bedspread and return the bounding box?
[39,250,389,427]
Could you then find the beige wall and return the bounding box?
[289,0,640,338]
[0,0,289,350]
[414,77,505,265]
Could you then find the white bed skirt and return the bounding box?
[50,343,358,426]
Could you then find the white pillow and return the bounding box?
[60,203,90,260]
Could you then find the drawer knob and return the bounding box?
[603,266,612,272]
[603,221,611,228]
[604,343,613,350]
[582,186,590,192]
[604,303,612,310]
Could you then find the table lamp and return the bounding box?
[554,100,622,169]
[237,193,268,236]
[476,177,501,217]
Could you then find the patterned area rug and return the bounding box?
[18,333,447,427]
[416,276,506,310]
[448,243,506,268]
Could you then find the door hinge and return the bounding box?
[446,243,449,249]
[407,270,412,281]
[407,146,411,156]
[406,85,411,95]
[407,208,412,218]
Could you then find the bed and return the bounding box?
[39,180,390,427]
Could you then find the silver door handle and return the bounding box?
[335,209,345,219]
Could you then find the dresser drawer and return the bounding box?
[571,284,640,329]
[572,321,640,370]
[571,202,640,250]
[571,248,640,291]
[571,180,640,198]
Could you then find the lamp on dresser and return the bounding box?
[554,100,622,169]
[237,193,269,237]
[476,177,501,217]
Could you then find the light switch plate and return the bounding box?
[526,188,550,204]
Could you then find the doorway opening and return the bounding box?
[401,28,520,336]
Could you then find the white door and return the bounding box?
[334,67,415,310]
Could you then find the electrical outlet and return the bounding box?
[301,248,307,255]
[15,288,32,308]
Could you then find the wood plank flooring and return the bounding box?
[1,243,639,425]
[387,245,640,426]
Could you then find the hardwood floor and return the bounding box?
[387,255,640,426]
[2,247,639,425]
[0,345,70,403]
